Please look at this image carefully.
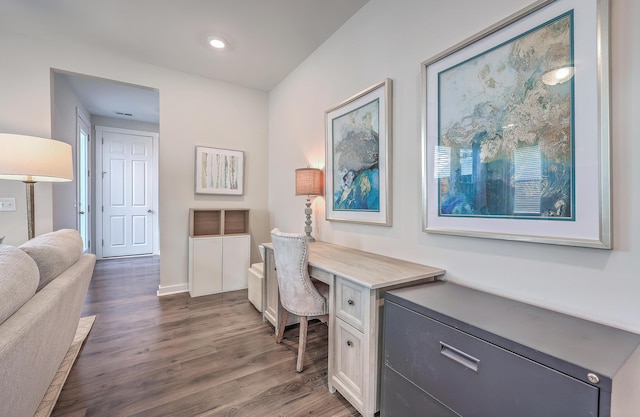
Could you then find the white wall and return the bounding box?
[268,0,640,333]
[51,71,92,232]
[0,31,270,294]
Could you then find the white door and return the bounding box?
[100,130,154,257]
[76,112,91,253]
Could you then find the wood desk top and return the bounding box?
[263,241,445,290]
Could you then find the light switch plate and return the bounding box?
[0,198,16,212]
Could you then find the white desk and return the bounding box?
[262,241,445,417]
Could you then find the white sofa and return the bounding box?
[0,229,96,417]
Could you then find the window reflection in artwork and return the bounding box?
[437,12,574,220]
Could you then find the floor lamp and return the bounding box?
[0,134,73,240]
[295,167,323,242]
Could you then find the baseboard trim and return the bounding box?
[157,283,189,297]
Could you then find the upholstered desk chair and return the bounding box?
[270,228,329,372]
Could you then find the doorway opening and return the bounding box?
[51,69,160,259]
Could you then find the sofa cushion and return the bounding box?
[19,229,83,291]
[0,245,39,324]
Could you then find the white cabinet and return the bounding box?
[188,208,250,297]
[188,235,249,296]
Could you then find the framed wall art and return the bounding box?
[325,78,392,226]
[195,146,244,195]
[421,0,611,248]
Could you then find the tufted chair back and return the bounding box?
[270,228,329,372]
[270,228,327,317]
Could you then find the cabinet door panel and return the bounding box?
[189,237,222,296]
[222,235,249,291]
[334,319,364,400]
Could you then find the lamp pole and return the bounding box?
[24,181,36,240]
[303,196,315,242]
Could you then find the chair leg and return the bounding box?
[296,316,308,372]
[276,309,288,343]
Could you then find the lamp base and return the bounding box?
[304,197,315,242]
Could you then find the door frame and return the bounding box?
[95,125,159,259]
[76,109,91,253]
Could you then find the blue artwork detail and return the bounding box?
[332,98,381,212]
[334,167,380,211]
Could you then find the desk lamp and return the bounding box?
[295,167,323,242]
[0,134,73,240]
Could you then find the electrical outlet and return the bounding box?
[0,198,16,212]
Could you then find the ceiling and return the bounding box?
[2,0,369,123]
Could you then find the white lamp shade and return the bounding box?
[0,134,73,182]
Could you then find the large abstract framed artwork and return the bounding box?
[325,79,392,226]
[421,0,611,248]
[195,146,244,195]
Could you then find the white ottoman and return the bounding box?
[247,262,264,312]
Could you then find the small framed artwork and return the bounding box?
[421,0,611,248]
[325,78,392,226]
[195,146,244,195]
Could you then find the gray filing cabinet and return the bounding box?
[382,281,640,417]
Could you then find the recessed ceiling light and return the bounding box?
[207,36,227,50]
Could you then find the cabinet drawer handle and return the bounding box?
[440,342,480,373]
[347,299,354,306]
[346,340,353,347]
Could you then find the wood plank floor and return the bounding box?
[52,256,360,417]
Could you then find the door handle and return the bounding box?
[79,211,85,214]
[147,209,153,213]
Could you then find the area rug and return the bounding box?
[33,315,96,417]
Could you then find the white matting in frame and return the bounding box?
[421,0,611,248]
[195,146,244,195]
[325,78,392,226]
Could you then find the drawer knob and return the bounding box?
[346,340,353,347]
[347,299,355,305]
[587,373,600,384]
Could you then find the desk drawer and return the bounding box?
[333,318,364,402]
[336,278,367,332]
[384,301,599,417]
[381,365,459,417]
[309,266,332,285]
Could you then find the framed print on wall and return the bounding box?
[421,0,611,248]
[195,146,244,195]
[325,78,393,226]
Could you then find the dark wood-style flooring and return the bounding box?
[51,256,359,417]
